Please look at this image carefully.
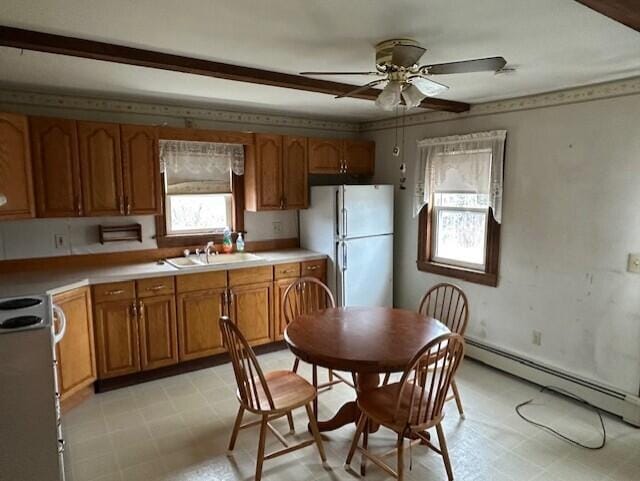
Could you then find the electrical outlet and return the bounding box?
[54,234,67,250]
[628,254,640,274]
[272,221,282,234]
[532,330,542,346]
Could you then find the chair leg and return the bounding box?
[360,418,369,476]
[312,364,319,418]
[255,415,268,481]
[436,423,454,481]
[450,378,464,418]
[292,357,300,373]
[382,372,391,385]
[345,412,367,466]
[305,403,327,462]
[286,412,295,432]
[397,432,405,481]
[328,368,334,386]
[227,405,244,452]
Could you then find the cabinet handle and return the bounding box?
[280,197,285,210]
[138,301,144,321]
[126,197,131,215]
[75,195,82,215]
[105,289,124,296]
[306,265,319,271]
[131,302,138,319]
[146,285,166,291]
[118,196,124,214]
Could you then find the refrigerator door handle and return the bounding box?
[342,208,348,238]
[52,304,67,345]
[342,241,348,271]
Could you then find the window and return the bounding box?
[415,131,505,287]
[156,139,245,247]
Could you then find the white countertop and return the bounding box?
[0,249,326,298]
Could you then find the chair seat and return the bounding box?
[239,370,316,413]
[357,382,438,431]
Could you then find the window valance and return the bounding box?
[160,140,244,195]
[413,130,506,223]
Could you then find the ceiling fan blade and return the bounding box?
[335,79,386,99]
[300,71,382,76]
[408,76,450,97]
[391,44,426,67]
[424,56,507,75]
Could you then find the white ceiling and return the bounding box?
[0,0,639,121]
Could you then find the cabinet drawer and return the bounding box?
[93,281,136,303]
[301,259,326,280]
[274,262,301,280]
[176,271,227,293]
[228,266,273,287]
[136,276,175,298]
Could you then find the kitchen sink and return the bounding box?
[165,252,263,269]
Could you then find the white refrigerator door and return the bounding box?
[339,184,394,240]
[337,234,393,307]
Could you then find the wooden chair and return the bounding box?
[219,316,326,481]
[346,333,466,481]
[283,277,353,416]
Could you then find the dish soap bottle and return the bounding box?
[222,227,233,253]
[236,233,245,252]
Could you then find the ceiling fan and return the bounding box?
[300,39,508,111]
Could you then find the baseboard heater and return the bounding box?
[464,337,640,427]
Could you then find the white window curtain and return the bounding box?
[413,130,506,223]
[159,140,244,195]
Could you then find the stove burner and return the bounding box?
[0,298,43,310]
[0,315,44,329]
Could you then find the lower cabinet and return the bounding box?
[274,277,298,341]
[228,281,273,346]
[94,298,140,379]
[177,287,227,361]
[54,287,97,400]
[138,294,179,371]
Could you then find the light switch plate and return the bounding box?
[628,254,640,274]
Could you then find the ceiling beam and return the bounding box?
[575,1,640,32]
[0,26,470,113]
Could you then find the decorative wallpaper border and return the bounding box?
[360,76,640,131]
[0,89,360,132]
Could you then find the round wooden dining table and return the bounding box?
[284,306,450,432]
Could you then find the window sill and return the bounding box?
[417,260,498,287]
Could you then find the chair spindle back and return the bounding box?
[283,277,336,326]
[219,316,275,411]
[394,333,465,429]
[418,283,469,335]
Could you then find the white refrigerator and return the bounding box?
[300,184,394,307]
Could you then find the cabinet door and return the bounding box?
[229,282,272,346]
[283,136,308,209]
[177,288,227,361]
[138,294,178,371]
[308,138,342,174]
[0,112,34,219]
[255,133,283,209]
[121,124,161,215]
[78,121,124,216]
[94,300,140,379]
[54,287,96,399]
[274,277,298,341]
[30,117,82,217]
[344,139,375,175]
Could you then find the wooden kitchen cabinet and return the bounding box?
[0,112,34,220]
[30,117,82,217]
[138,294,178,370]
[53,287,97,399]
[121,124,161,215]
[308,138,342,174]
[274,277,298,340]
[229,281,273,346]
[344,139,375,175]
[245,134,308,211]
[78,121,124,216]
[177,287,227,361]
[93,292,140,379]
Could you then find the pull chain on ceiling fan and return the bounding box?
[300,38,508,111]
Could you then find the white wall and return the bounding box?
[364,94,640,395]
[0,95,354,260]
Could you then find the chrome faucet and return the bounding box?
[203,241,216,264]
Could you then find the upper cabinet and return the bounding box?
[245,133,308,211]
[78,121,125,216]
[30,117,82,217]
[309,138,375,176]
[0,113,35,220]
[121,124,161,215]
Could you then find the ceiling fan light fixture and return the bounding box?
[375,81,403,111]
[401,84,426,108]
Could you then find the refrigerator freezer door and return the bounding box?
[339,185,394,240]
[338,234,393,307]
